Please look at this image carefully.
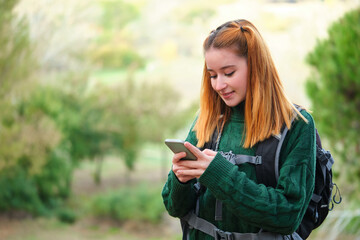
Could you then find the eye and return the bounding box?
[209,75,217,79]
[225,71,235,77]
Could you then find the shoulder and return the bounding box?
[279,108,316,168]
[299,108,314,122]
[293,108,315,134]
[283,108,316,155]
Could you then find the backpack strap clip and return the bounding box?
[214,228,233,240]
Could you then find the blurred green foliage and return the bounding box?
[99,0,140,30]
[0,0,34,99]
[90,184,164,224]
[345,213,360,234]
[91,46,145,69]
[0,0,196,218]
[0,167,47,215]
[89,0,145,69]
[26,81,106,165]
[56,207,78,224]
[0,0,74,216]
[306,7,360,234]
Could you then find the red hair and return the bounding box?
[194,19,304,148]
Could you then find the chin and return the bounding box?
[224,102,239,107]
[222,98,240,107]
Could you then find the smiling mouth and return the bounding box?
[221,91,235,99]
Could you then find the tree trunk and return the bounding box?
[94,157,103,185]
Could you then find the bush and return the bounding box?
[34,149,73,207]
[0,167,47,216]
[56,207,78,224]
[0,148,73,216]
[90,184,165,224]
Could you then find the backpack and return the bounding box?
[181,107,342,240]
[254,112,342,239]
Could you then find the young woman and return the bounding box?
[162,19,316,240]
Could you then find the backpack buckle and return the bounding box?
[255,156,262,165]
[214,228,233,240]
[219,151,236,163]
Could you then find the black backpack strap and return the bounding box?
[255,135,281,188]
[256,105,302,187]
[180,218,190,240]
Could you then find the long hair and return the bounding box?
[194,19,304,148]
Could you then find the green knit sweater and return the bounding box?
[162,102,316,239]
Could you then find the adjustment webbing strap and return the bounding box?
[182,212,299,240]
[215,199,223,221]
[219,151,262,165]
[234,155,262,165]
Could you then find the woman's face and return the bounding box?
[205,47,248,107]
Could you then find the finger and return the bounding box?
[172,165,197,183]
[177,175,195,183]
[172,165,182,175]
[174,157,201,170]
[172,152,186,164]
[184,142,203,158]
[178,168,205,179]
[203,149,217,156]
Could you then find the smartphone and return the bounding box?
[164,139,197,160]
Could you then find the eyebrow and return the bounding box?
[207,65,236,72]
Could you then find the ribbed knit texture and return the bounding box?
[162,102,316,239]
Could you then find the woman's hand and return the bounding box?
[172,142,217,183]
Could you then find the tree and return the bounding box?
[89,0,145,69]
[0,0,68,215]
[87,75,197,182]
[0,0,33,99]
[305,8,360,201]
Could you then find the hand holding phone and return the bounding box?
[164,139,197,160]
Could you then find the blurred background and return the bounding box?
[0,0,359,239]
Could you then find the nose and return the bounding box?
[212,76,227,92]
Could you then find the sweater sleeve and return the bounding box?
[161,120,199,218]
[161,171,197,218]
[198,110,316,234]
